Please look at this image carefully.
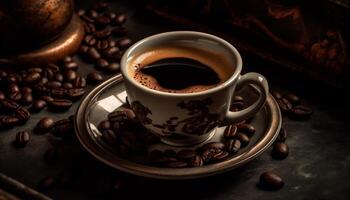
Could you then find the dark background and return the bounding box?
[0,1,349,199]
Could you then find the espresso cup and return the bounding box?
[121,31,269,146]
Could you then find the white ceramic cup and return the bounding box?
[121,31,269,146]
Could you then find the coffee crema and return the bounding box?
[128,44,233,93]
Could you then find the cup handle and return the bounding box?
[223,72,269,125]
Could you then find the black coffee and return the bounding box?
[140,57,220,90]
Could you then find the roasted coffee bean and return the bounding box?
[0,91,5,100]
[28,67,43,73]
[15,131,30,147]
[38,176,55,191]
[258,171,284,190]
[73,76,86,88]
[284,93,300,106]
[108,108,136,122]
[276,127,287,142]
[50,119,74,138]
[202,142,225,151]
[47,63,60,72]
[21,93,33,105]
[62,82,73,89]
[0,99,19,110]
[233,95,244,103]
[23,72,41,84]
[277,98,293,113]
[87,72,103,84]
[39,77,49,84]
[1,116,20,128]
[165,161,187,168]
[35,117,55,134]
[95,29,112,38]
[98,120,111,132]
[63,70,77,82]
[108,40,117,47]
[63,62,79,71]
[95,16,111,27]
[102,129,118,145]
[44,68,54,80]
[54,73,64,82]
[225,139,241,154]
[105,12,116,20]
[77,9,85,16]
[88,47,101,60]
[211,151,229,162]
[81,14,95,23]
[290,105,313,119]
[85,23,96,34]
[105,63,120,73]
[44,148,60,165]
[48,99,73,111]
[92,2,108,12]
[15,107,30,122]
[224,124,237,138]
[96,58,109,69]
[46,81,62,88]
[50,88,66,98]
[41,95,54,103]
[9,92,22,101]
[235,132,250,146]
[114,14,127,25]
[271,142,289,160]
[177,149,197,160]
[201,148,222,163]
[88,10,99,18]
[85,35,97,46]
[237,123,255,137]
[9,83,20,93]
[21,87,32,94]
[112,27,128,36]
[33,83,48,95]
[96,39,109,50]
[189,155,204,167]
[79,45,89,54]
[117,38,132,49]
[31,99,47,112]
[103,47,120,57]
[63,56,73,63]
[65,88,85,100]
[271,90,282,99]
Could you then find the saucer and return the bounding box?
[75,74,282,180]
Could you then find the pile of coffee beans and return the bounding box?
[272,90,313,120]
[77,2,132,75]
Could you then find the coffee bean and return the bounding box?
[9,92,22,101]
[63,70,77,82]
[46,81,62,88]
[0,99,19,110]
[235,132,250,146]
[88,10,99,18]
[15,131,30,147]
[114,14,127,25]
[277,98,292,113]
[98,120,111,132]
[237,123,255,137]
[271,90,282,99]
[63,62,79,71]
[95,29,112,38]
[102,129,118,145]
[189,155,203,167]
[276,127,287,142]
[39,77,49,84]
[1,116,20,128]
[65,88,85,100]
[225,139,241,154]
[41,95,54,103]
[87,72,103,84]
[117,38,132,49]
[35,117,55,134]
[290,105,313,120]
[33,83,48,95]
[0,91,5,100]
[105,12,116,20]
[44,148,60,165]
[21,93,33,105]
[51,119,74,138]
[63,56,73,63]
[23,72,41,85]
[79,45,89,54]
[73,76,86,88]
[54,73,64,82]
[31,99,47,112]
[103,47,120,58]
[81,14,95,23]
[77,9,85,16]
[112,27,128,36]
[271,142,289,160]
[43,69,54,80]
[108,40,117,47]
[62,82,73,89]
[50,88,66,98]
[258,171,284,190]
[177,149,197,160]
[96,39,109,50]
[105,63,120,73]
[96,58,109,69]
[15,107,30,122]
[85,35,97,46]
[47,63,60,72]
[95,16,111,27]
[28,67,43,73]
[21,87,32,94]
[38,176,55,191]
[165,161,187,168]
[9,83,20,93]
[211,151,229,162]
[48,99,73,111]
[88,47,101,60]
[284,93,300,106]
[200,148,222,163]
[202,142,225,151]
[224,125,237,138]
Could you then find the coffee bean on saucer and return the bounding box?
[271,142,289,160]
[237,123,255,136]
[258,171,284,190]
[235,132,250,146]
[35,117,55,134]
[102,129,118,145]
[202,142,225,151]
[105,62,120,73]
[38,176,55,191]
[177,149,197,161]
[224,124,237,138]
[277,98,292,113]
[165,161,187,168]
[48,99,73,111]
[225,139,241,154]
[98,120,111,132]
[290,105,313,120]
[211,151,229,162]
[87,72,104,84]
[15,131,30,147]
[284,93,300,106]
[276,127,287,142]
[189,155,204,167]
